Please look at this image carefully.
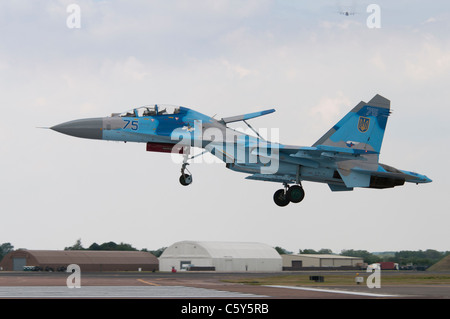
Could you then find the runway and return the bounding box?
[0,271,449,299]
[0,285,411,299]
[0,286,266,298]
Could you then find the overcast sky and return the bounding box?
[1,0,449,254]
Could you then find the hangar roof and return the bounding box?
[3,249,158,265]
[160,241,281,259]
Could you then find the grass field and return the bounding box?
[223,273,450,286]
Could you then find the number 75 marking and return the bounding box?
[123,119,139,130]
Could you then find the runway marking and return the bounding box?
[0,286,265,298]
[137,279,160,286]
[265,285,400,298]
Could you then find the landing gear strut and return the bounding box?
[179,163,193,186]
[273,183,305,207]
[179,147,193,186]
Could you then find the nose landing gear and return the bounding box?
[273,183,305,207]
[179,163,193,186]
[179,147,196,186]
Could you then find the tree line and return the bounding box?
[63,239,167,257]
[1,241,448,267]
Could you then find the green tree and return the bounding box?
[299,249,318,254]
[340,249,380,264]
[87,241,137,251]
[299,249,334,255]
[274,246,293,255]
[65,240,138,251]
[88,242,101,250]
[395,250,447,267]
[0,243,14,262]
[115,242,137,251]
[64,239,85,250]
[149,247,167,257]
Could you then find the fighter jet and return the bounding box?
[50,95,431,206]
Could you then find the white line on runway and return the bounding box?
[0,286,267,299]
[265,285,400,298]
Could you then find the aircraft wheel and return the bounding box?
[287,185,305,203]
[273,189,290,207]
[179,174,193,186]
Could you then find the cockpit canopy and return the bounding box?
[112,104,181,118]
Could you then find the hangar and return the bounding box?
[159,241,282,272]
[0,249,159,272]
[282,254,364,270]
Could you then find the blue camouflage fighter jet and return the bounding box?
[51,94,431,206]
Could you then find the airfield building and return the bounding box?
[159,241,282,272]
[282,254,364,270]
[0,249,159,272]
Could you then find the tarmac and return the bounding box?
[1,271,449,317]
[0,270,449,299]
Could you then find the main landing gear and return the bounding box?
[273,183,305,207]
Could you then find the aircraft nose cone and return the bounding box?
[51,118,103,140]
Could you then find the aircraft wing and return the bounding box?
[251,144,378,170]
[245,173,295,184]
[250,144,380,188]
[220,109,275,124]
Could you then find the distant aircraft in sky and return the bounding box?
[336,0,358,17]
[340,10,355,16]
[50,94,431,206]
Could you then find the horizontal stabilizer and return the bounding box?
[351,167,406,179]
[352,166,431,184]
[221,109,275,124]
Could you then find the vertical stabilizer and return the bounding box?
[313,94,391,155]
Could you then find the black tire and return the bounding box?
[287,185,305,203]
[273,189,290,207]
[179,174,192,186]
